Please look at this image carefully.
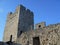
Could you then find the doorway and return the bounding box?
[33,37,40,45]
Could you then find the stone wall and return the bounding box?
[3,5,34,42]
[16,23,60,45]
[18,5,34,37]
[35,22,46,29]
[3,11,19,42]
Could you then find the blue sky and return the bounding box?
[0,0,60,41]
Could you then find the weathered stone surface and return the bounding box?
[3,5,34,42]
[16,23,60,45]
[2,5,60,45]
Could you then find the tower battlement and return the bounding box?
[3,5,34,42]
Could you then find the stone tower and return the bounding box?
[3,5,34,42]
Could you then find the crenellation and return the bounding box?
[15,5,26,14]
[20,5,26,10]
[8,12,12,15]
[35,22,46,29]
[7,12,12,19]
[3,5,34,42]
[26,9,30,13]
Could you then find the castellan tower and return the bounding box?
[3,5,34,42]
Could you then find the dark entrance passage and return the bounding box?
[33,37,40,45]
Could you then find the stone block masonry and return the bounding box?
[3,5,34,42]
